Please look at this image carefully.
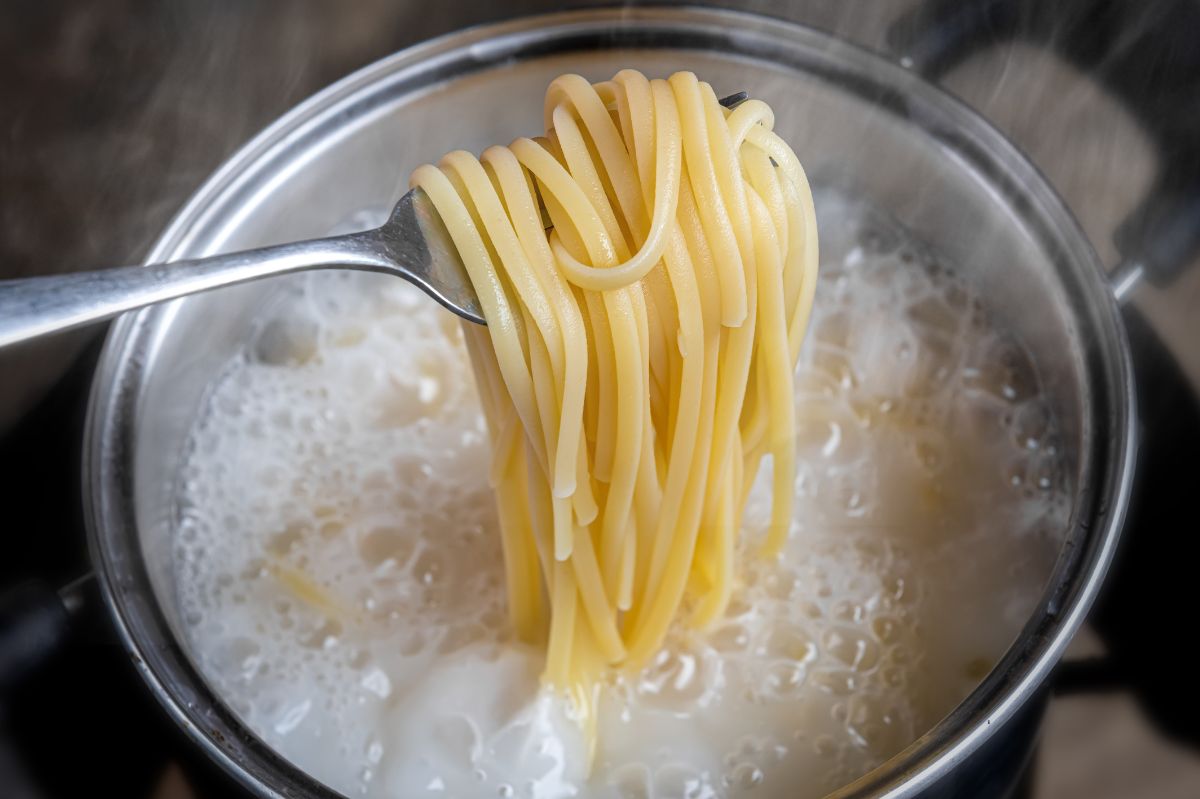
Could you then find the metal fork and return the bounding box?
[0,188,484,349]
[0,92,749,350]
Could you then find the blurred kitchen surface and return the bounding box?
[1,1,1198,798]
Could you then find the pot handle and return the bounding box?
[0,576,92,799]
[0,576,90,695]
[886,0,1200,299]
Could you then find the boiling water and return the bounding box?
[173,194,1069,798]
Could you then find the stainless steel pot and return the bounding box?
[83,8,1136,798]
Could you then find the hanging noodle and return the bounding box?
[409,69,818,750]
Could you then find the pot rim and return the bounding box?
[83,7,1137,798]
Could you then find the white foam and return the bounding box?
[173,195,1069,798]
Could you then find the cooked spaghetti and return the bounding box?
[409,69,818,739]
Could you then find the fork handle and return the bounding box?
[0,232,388,349]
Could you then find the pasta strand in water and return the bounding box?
[408,69,818,732]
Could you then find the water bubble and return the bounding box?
[610,764,651,799]
[821,627,881,672]
[762,661,807,699]
[710,623,752,653]
[731,763,765,790]
[871,617,901,643]
[765,625,815,662]
[811,669,856,696]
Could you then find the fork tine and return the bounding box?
[719,91,750,109]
